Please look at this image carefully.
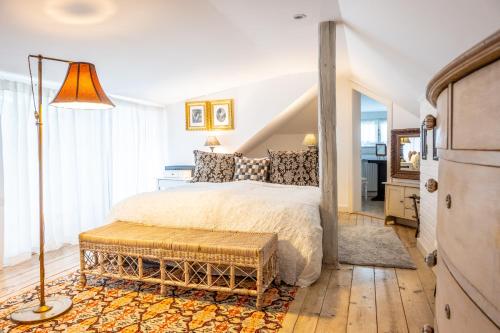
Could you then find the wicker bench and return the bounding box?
[79,221,280,309]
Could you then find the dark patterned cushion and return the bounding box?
[191,150,242,183]
[268,149,319,186]
[233,157,270,182]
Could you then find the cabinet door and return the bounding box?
[385,185,404,217]
[437,159,500,322]
[435,261,498,333]
[158,179,187,191]
[436,87,449,149]
[452,60,500,150]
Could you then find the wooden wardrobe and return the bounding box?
[426,31,500,332]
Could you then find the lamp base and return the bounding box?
[10,296,72,324]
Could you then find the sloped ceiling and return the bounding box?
[0,0,498,110]
[339,0,500,112]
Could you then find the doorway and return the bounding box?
[359,93,387,219]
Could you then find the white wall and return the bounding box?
[246,97,317,157]
[0,117,3,269]
[166,72,317,164]
[392,103,420,129]
[388,103,421,184]
[417,99,438,255]
[247,134,310,157]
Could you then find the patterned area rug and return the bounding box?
[0,272,296,332]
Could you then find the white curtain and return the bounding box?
[361,120,378,146]
[0,78,168,267]
[361,119,387,146]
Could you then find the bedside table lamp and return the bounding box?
[302,133,317,150]
[10,55,114,324]
[204,136,220,152]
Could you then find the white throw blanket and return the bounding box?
[107,180,323,286]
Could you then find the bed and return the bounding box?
[107,180,322,287]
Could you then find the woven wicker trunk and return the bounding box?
[79,221,280,309]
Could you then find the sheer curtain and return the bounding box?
[0,78,168,267]
[361,120,378,146]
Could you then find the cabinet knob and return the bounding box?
[445,194,452,209]
[425,178,438,193]
[445,304,451,319]
[422,324,434,333]
[425,250,437,267]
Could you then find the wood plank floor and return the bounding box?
[283,213,435,333]
[0,213,435,333]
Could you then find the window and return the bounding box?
[361,119,387,146]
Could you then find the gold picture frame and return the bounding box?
[185,101,210,131]
[209,99,234,130]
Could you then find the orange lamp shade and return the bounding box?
[50,62,115,110]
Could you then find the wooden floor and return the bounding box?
[360,196,385,220]
[0,213,435,333]
[282,213,436,333]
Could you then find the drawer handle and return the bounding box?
[425,178,438,193]
[422,324,434,333]
[424,114,436,130]
[445,194,452,209]
[445,304,451,319]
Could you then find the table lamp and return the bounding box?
[204,136,220,152]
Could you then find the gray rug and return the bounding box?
[339,224,416,269]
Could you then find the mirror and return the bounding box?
[390,128,420,180]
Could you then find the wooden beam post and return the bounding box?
[318,21,338,266]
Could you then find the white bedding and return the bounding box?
[107,180,323,287]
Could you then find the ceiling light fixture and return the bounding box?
[293,14,307,20]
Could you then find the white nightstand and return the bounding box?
[157,165,194,191]
[157,178,191,191]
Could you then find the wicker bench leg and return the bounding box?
[256,264,263,310]
[79,249,87,287]
[274,252,280,285]
[160,259,167,296]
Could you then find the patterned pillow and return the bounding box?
[268,149,319,186]
[191,150,242,183]
[233,157,270,182]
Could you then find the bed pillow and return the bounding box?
[191,150,242,183]
[268,149,319,186]
[233,157,270,182]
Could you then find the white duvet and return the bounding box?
[107,180,323,287]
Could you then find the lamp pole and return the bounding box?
[35,55,48,312]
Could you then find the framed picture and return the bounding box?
[375,143,387,157]
[185,101,210,131]
[209,99,234,130]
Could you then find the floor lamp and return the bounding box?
[10,55,115,324]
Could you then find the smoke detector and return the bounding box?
[293,14,307,20]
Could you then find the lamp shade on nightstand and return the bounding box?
[204,136,220,152]
[50,62,115,110]
[302,133,317,147]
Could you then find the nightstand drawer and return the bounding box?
[157,178,190,191]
